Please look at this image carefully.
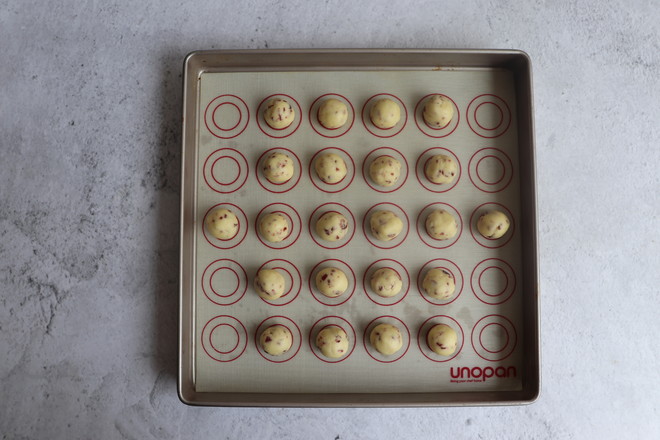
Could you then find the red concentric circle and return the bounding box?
[468,147,514,193]
[471,314,518,361]
[203,95,250,139]
[202,148,249,194]
[361,93,408,138]
[201,259,248,306]
[200,315,248,362]
[470,258,517,305]
[466,94,512,138]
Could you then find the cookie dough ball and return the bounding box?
[477,210,510,239]
[314,153,347,184]
[422,268,455,300]
[316,326,349,358]
[427,324,458,356]
[254,269,286,300]
[259,212,289,243]
[369,98,401,129]
[423,95,455,128]
[260,325,293,356]
[370,323,403,356]
[315,267,349,297]
[370,268,403,298]
[369,155,402,187]
[318,98,348,129]
[369,210,403,241]
[205,208,239,240]
[425,209,458,240]
[425,154,457,184]
[262,152,294,183]
[315,212,349,242]
[263,98,295,129]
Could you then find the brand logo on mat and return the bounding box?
[449,366,517,383]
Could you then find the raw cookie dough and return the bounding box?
[263,98,295,129]
[422,268,456,300]
[318,98,348,129]
[425,154,457,184]
[259,212,289,243]
[370,323,403,356]
[369,210,404,241]
[254,269,286,300]
[259,325,293,356]
[315,212,349,242]
[369,98,401,129]
[426,324,458,356]
[314,153,348,184]
[423,94,455,128]
[316,326,349,358]
[477,210,510,239]
[425,209,458,240]
[315,267,349,297]
[262,152,294,183]
[370,267,403,298]
[205,208,239,240]
[369,155,402,187]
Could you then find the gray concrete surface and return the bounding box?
[1,0,658,438]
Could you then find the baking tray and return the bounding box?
[179,49,539,406]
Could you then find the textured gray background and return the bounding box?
[1,0,658,439]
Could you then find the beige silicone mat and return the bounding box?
[192,69,523,394]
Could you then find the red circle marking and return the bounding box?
[255,148,303,194]
[202,148,249,194]
[469,202,515,249]
[256,259,302,307]
[362,259,410,307]
[363,315,411,363]
[479,323,510,353]
[255,203,302,250]
[209,267,240,298]
[476,155,506,185]
[209,323,240,354]
[203,95,249,139]
[254,316,302,363]
[256,94,303,139]
[308,259,357,307]
[415,202,463,250]
[478,266,509,297]
[471,314,518,362]
[308,203,356,250]
[308,316,357,363]
[413,94,460,138]
[210,155,241,187]
[361,147,410,193]
[415,147,461,193]
[212,102,242,132]
[201,260,247,306]
[417,259,464,306]
[416,315,464,362]
[362,202,410,250]
[200,316,248,362]
[467,148,514,194]
[466,94,512,139]
[361,93,409,138]
[309,93,356,138]
[474,101,504,131]
[308,147,356,194]
[202,203,248,250]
